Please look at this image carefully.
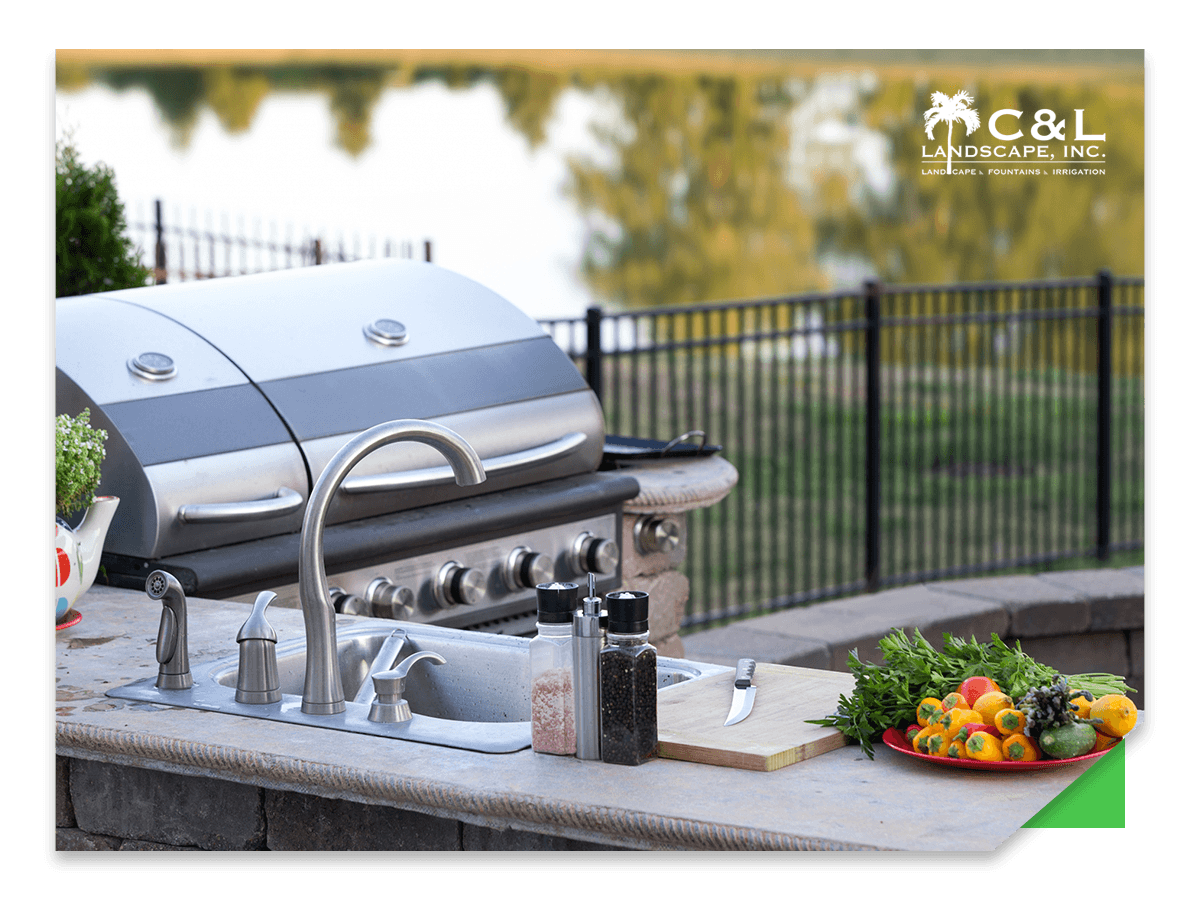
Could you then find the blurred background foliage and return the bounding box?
[56,51,1143,310]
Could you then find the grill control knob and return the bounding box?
[634,515,681,555]
[329,586,369,617]
[434,561,486,608]
[571,532,619,577]
[364,577,416,620]
[504,546,554,592]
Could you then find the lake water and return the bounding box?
[55,79,618,321]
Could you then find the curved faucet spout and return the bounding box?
[299,420,486,715]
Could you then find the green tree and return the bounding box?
[55,139,151,297]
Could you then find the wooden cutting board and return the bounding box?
[656,663,853,771]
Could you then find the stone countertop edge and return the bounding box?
[617,455,739,514]
[55,722,869,851]
[56,585,1097,853]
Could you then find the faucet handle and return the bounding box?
[368,651,446,723]
[237,590,278,643]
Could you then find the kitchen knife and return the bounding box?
[722,658,757,726]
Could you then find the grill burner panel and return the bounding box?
[100,471,639,636]
[235,509,622,633]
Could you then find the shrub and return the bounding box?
[56,408,107,519]
[55,139,151,297]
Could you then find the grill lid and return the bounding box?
[56,260,605,560]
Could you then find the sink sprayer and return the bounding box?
[149,569,192,690]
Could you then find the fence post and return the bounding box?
[424,240,433,263]
[865,280,883,592]
[585,306,603,403]
[313,239,322,265]
[154,200,167,285]
[1096,269,1113,560]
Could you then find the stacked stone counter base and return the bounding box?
[682,567,1146,706]
[56,757,621,851]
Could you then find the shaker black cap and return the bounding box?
[536,582,579,624]
[604,590,649,633]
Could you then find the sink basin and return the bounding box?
[106,619,728,753]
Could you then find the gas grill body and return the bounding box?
[56,260,635,634]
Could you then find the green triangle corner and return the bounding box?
[1022,740,1125,828]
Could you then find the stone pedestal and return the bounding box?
[617,455,738,659]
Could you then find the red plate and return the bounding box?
[881,726,1119,771]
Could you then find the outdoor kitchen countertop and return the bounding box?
[55,585,1109,852]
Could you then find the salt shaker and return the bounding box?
[530,582,579,755]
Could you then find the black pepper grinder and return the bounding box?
[599,590,657,766]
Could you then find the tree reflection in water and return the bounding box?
[56,55,1143,309]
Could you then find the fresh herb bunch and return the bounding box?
[807,627,1133,758]
[56,408,107,519]
[1017,676,1099,740]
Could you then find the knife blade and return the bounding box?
[723,658,757,726]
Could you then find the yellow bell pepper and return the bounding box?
[964,731,1004,762]
[1001,733,1042,762]
[943,707,983,739]
[916,697,943,726]
[994,707,1027,736]
[940,692,970,713]
[927,731,955,757]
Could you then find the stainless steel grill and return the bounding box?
[56,260,637,635]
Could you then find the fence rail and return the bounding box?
[127,199,431,283]
[540,271,1145,632]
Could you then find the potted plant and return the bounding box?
[55,408,119,624]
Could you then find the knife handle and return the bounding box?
[734,658,756,688]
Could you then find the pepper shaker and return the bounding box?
[599,590,657,766]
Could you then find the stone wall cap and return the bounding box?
[620,454,739,513]
[1035,568,1144,600]
[736,583,1007,646]
[927,574,1083,604]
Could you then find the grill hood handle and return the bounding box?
[339,431,587,495]
[178,487,304,524]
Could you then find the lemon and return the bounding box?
[1090,694,1137,737]
[973,690,1014,725]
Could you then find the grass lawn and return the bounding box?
[596,348,1144,632]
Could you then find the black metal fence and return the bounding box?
[540,271,1144,632]
[127,199,432,284]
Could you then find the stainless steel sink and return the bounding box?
[106,619,728,753]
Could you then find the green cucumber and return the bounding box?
[1037,721,1097,759]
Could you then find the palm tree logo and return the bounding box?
[923,90,981,173]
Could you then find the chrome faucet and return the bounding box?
[298,420,486,715]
